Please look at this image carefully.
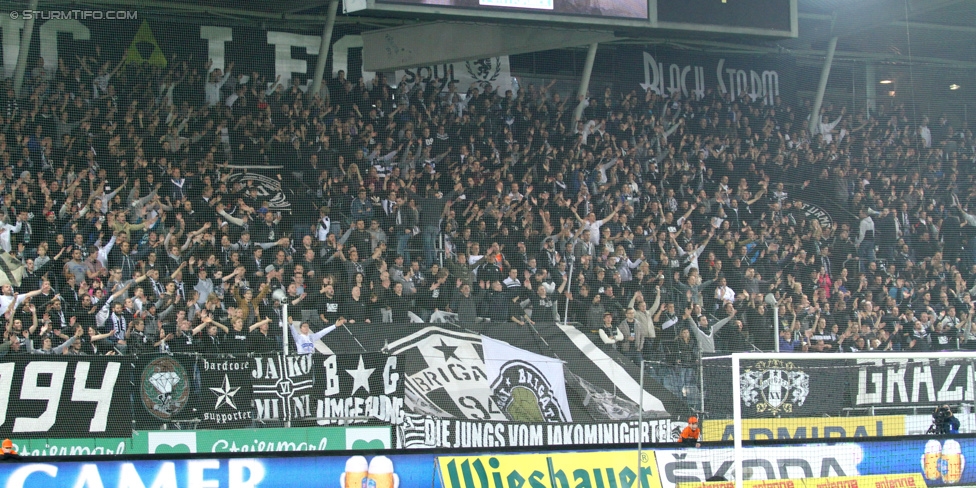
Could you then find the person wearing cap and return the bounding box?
[679,417,702,447]
[1,439,19,459]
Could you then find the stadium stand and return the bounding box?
[0,26,973,408]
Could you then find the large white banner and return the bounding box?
[482,336,572,423]
[395,56,517,95]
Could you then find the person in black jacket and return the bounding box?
[482,281,511,323]
[343,285,372,324]
[388,282,411,323]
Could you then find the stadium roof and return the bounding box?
[6,0,974,68]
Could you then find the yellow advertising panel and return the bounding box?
[439,450,663,488]
[677,473,926,488]
[702,416,905,442]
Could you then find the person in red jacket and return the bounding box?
[679,417,701,447]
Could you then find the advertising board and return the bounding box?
[0,454,433,488]
[438,450,663,488]
[677,474,927,488]
[702,416,905,442]
[8,426,391,457]
[0,440,965,488]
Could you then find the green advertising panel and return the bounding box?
[10,438,133,456]
[11,426,390,457]
[130,426,391,454]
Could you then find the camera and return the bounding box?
[934,405,952,422]
[927,405,957,435]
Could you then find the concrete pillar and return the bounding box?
[12,0,40,98]
[809,36,838,137]
[572,42,599,129]
[865,62,877,114]
[310,0,340,97]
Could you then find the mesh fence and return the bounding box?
[0,4,971,454]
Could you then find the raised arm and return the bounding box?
[311,317,345,341]
[249,318,272,332]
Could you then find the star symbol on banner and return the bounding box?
[209,375,240,410]
[346,355,375,395]
[434,339,459,361]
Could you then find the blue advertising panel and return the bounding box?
[858,438,972,486]
[0,453,435,488]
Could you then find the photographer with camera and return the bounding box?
[931,404,961,435]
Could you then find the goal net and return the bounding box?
[717,352,976,488]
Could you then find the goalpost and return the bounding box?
[730,351,976,488]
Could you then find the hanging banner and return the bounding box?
[394,56,518,95]
[312,353,405,426]
[134,354,197,429]
[613,47,797,105]
[252,354,316,422]
[397,413,675,449]
[198,356,255,429]
[703,358,856,419]
[851,358,976,408]
[0,18,367,88]
[481,336,572,423]
[386,327,576,424]
[0,356,128,438]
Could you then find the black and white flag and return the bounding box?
[198,357,254,429]
[252,354,315,422]
[313,353,404,426]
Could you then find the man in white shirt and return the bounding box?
[814,107,845,143]
[0,213,22,252]
[573,202,622,245]
[856,207,876,271]
[919,116,932,148]
[204,61,234,107]
[714,277,736,309]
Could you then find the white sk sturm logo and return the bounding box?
[740,359,810,414]
[490,360,569,422]
[465,58,502,90]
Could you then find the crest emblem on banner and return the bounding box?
[465,58,502,89]
[140,356,190,420]
[490,359,569,422]
[740,360,810,414]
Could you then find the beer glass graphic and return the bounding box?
[942,440,966,484]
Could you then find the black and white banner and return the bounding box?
[313,353,405,426]
[397,413,675,449]
[386,327,573,424]
[135,354,198,428]
[394,57,517,95]
[704,357,852,418]
[198,357,255,429]
[852,358,976,407]
[614,47,797,105]
[252,354,316,422]
[703,357,976,419]
[0,356,127,437]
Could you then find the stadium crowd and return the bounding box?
[0,47,974,375]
